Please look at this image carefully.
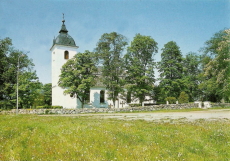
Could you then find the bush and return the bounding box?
[36,105,52,109]
[51,106,63,109]
[36,106,45,109]
[178,92,189,103]
[165,97,177,104]
[129,103,141,107]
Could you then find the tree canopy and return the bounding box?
[199,29,230,102]
[94,32,128,106]
[0,37,40,109]
[125,34,158,103]
[59,50,97,108]
[182,52,202,101]
[158,41,184,99]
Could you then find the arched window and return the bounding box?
[100,90,105,103]
[64,51,69,59]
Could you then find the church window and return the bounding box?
[64,51,69,59]
[100,90,105,103]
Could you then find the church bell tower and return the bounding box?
[50,16,78,108]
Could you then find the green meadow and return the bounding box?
[0,114,229,160]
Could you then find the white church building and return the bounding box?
[51,18,141,109]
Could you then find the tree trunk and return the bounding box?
[77,95,84,108]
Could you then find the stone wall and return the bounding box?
[1,103,199,115]
[212,103,230,107]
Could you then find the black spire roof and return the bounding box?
[59,19,68,33]
[51,16,77,48]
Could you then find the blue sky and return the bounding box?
[0,0,229,84]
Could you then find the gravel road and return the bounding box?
[54,109,230,122]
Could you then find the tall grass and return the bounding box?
[0,115,229,160]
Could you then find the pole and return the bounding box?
[16,54,24,114]
[16,56,19,114]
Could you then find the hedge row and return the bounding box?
[36,105,63,109]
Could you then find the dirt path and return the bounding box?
[46,109,230,122]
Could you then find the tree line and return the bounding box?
[0,38,51,109]
[0,28,229,109]
[59,29,230,107]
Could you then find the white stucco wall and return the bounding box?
[89,87,131,108]
[51,44,78,109]
[90,87,111,108]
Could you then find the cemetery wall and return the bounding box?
[1,103,199,115]
[1,103,230,115]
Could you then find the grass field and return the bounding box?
[0,114,229,160]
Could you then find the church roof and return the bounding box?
[51,19,77,48]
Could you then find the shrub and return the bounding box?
[178,91,189,103]
[36,105,52,109]
[129,103,141,107]
[165,97,177,104]
[51,106,63,109]
[44,105,52,109]
[36,106,45,109]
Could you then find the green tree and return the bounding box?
[125,34,158,103]
[158,41,184,99]
[95,32,128,106]
[0,37,40,109]
[165,97,177,104]
[182,52,202,101]
[199,29,230,102]
[42,83,52,106]
[32,83,52,107]
[178,91,189,103]
[0,37,12,101]
[59,51,97,108]
[17,71,41,108]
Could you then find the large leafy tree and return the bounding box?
[94,32,128,106]
[158,41,184,99]
[0,37,41,109]
[32,83,52,107]
[125,34,158,103]
[17,71,41,108]
[59,51,97,108]
[182,52,202,101]
[0,37,12,101]
[42,83,52,106]
[199,29,230,102]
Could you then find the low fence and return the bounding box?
[211,103,230,108]
[1,103,199,115]
[1,103,229,115]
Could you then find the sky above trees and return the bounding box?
[0,0,229,83]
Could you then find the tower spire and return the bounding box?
[62,13,65,23]
[51,13,77,50]
[59,13,68,33]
